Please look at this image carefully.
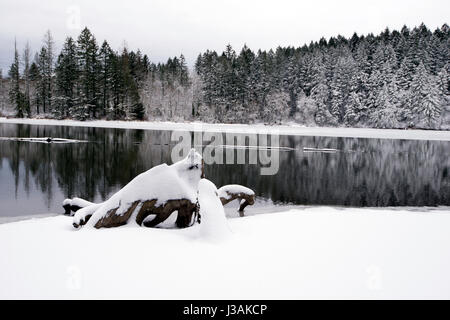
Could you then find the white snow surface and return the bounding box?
[198,179,232,241]
[1,206,450,299]
[1,117,450,141]
[73,149,202,227]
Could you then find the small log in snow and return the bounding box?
[218,185,255,212]
[62,198,95,215]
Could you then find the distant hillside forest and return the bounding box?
[1,24,449,129]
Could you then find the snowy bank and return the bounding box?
[1,117,450,141]
[1,206,450,299]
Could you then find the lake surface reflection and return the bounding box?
[1,123,449,218]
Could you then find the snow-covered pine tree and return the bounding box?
[109,51,125,119]
[427,34,445,75]
[28,57,41,114]
[329,53,357,124]
[437,64,450,127]
[310,73,336,126]
[34,47,49,114]
[99,40,113,117]
[422,75,443,128]
[410,62,429,126]
[235,44,255,120]
[179,54,189,88]
[344,91,365,126]
[410,62,442,128]
[396,45,416,91]
[282,56,301,118]
[369,84,400,128]
[54,37,78,119]
[77,27,99,119]
[8,39,25,118]
[42,30,55,113]
[437,64,450,97]
[250,50,273,120]
[22,41,32,117]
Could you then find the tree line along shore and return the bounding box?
[1,23,449,129]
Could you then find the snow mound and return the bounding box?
[198,179,232,241]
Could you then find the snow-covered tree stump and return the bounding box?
[69,149,203,229]
[63,149,256,229]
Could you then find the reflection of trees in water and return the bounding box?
[0,124,162,206]
[206,135,450,206]
[0,123,449,207]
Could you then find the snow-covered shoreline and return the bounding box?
[1,117,450,141]
[1,206,450,299]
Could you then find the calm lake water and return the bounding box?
[1,123,450,218]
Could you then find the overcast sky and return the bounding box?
[0,0,448,75]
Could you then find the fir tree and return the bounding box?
[410,62,442,128]
[22,41,32,117]
[42,30,55,112]
[77,27,99,119]
[54,37,78,118]
[9,39,25,118]
[422,76,443,128]
[29,60,41,114]
[99,40,113,116]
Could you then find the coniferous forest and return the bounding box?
[1,23,449,129]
